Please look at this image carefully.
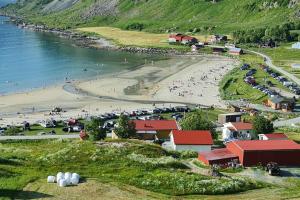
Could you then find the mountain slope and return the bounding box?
[1,0,299,34]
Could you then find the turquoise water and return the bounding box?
[0,16,161,94]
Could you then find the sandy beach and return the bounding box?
[0,54,238,126]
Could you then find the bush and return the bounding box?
[180,111,217,139]
[114,114,136,139]
[85,118,106,141]
[125,22,144,31]
[4,126,21,136]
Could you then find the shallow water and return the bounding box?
[0,16,162,94]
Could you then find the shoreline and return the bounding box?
[0,54,238,126]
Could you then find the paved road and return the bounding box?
[0,134,80,141]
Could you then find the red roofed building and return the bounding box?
[258,133,288,141]
[222,122,254,142]
[199,140,300,167]
[169,34,198,45]
[134,120,178,140]
[198,148,239,165]
[227,140,300,166]
[170,130,213,152]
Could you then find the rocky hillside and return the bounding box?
[1,0,299,34]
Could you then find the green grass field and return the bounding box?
[77,26,210,49]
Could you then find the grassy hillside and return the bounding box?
[0,139,262,198]
[1,0,299,34]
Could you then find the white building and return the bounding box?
[222,122,254,143]
[169,130,213,152]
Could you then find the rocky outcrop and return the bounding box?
[42,0,80,13]
[82,0,119,19]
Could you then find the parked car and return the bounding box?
[240,64,250,70]
[266,162,280,176]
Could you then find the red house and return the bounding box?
[169,34,198,45]
[199,140,300,167]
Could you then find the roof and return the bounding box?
[263,133,288,140]
[199,148,238,161]
[227,140,300,151]
[182,36,196,40]
[269,96,284,104]
[171,130,213,145]
[133,120,178,131]
[230,122,253,130]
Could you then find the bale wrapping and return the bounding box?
[47,176,56,183]
[59,179,67,187]
[56,172,64,184]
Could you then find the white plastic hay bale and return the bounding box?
[47,176,56,183]
[59,179,67,187]
[71,173,80,179]
[56,172,64,183]
[64,172,72,185]
[70,176,79,185]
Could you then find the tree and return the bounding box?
[114,114,136,139]
[253,116,274,136]
[85,118,106,141]
[180,111,217,139]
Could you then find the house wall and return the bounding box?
[168,38,177,43]
[173,144,211,152]
[258,134,268,140]
[226,143,245,164]
[227,142,300,166]
[242,150,300,166]
[218,114,241,124]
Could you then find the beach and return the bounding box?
[0,54,238,126]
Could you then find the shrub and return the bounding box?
[4,126,21,136]
[125,23,144,31]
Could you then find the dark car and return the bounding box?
[266,162,280,176]
[240,64,250,70]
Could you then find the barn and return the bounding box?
[226,140,300,166]
[198,148,238,165]
[199,139,300,167]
